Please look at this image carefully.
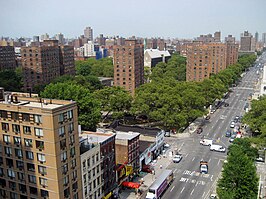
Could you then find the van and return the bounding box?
[200,139,213,146]
[210,144,226,152]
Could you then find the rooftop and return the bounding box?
[139,140,154,153]
[115,131,140,140]
[145,49,171,59]
[80,131,115,143]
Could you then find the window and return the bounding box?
[60,139,66,150]
[36,141,44,150]
[63,175,69,186]
[29,186,38,195]
[68,122,74,133]
[71,159,76,169]
[22,113,30,122]
[39,177,48,186]
[26,151,34,160]
[67,110,73,119]
[61,151,67,162]
[23,126,31,134]
[34,115,42,123]
[27,163,35,172]
[69,135,75,144]
[40,190,49,197]
[0,110,8,118]
[24,138,32,147]
[3,135,11,144]
[87,158,90,167]
[37,153,46,162]
[13,137,21,145]
[38,166,47,175]
[72,170,77,180]
[2,123,9,131]
[0,168,3,177]
[5,146,12,155]
[59,113,64,123]
[28,175,36,184]
[58,126,65,136]
[19,184,27,193]
[64,187,70,198]
[35,128,43,137]
[11,112,19,120]
[18,172,25,181]
[15,149,23,158]
[16,160,24,170]
[72,181,78,191]
[12,124,20,133]
[70,147,75,157]
[62,163,68,174]
[6,158,13,167]
[7,169,15,178]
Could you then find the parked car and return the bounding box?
[224,102,229,107]
[225,130,231,137]
[210,194,217,199]
[229,134,236,143]
[205,115,211,120]
[173,154,182,163]
[196,127,203,134]
[230,121,235,128]
[256,157,265,162]
[164,143,170,148]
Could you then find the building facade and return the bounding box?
[113,39,144,95]
[84,27,93,41]
[225,35,239,67]
[83,41,96,57]
[0,46,16,71]
[240,31,254,52]
[144,49,171,68]
[21,40,75,91]
[0,89,81,199]
[186,42,227,81]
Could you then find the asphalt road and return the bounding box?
[162,52,266,199]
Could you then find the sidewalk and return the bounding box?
[119,150,173,199]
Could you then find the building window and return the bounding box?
[6,158,13,167]
[15,149,23,158]
[59,126,65,137]
[29,187,38,195]
[26,151,34,160]
[70,147,75,157]
[68,122,74,133]
[69,135,75,144]
[72,170,77,180]
[27,163,35,172]
[3,135,11,144]
[2,123,9,131]
[59,113,64,123]
[39,177,48,187]
[13,137,21,145]
[60,139,66,150]
[37,153,46,163]
[87,158,90,167]
[72,181,78,191]
[62,163,68,174]
[36,140,44,150]
[12,124,20,133]
[23,126,31,134]
[24,138,32,147]
[17,172,25,181]
[35,128,43,137]
[16,160,24,170]
[40,190,49,197]
[38,165,47,175]
[63,175,69,186]
[7,169,15,178]
[22,113,30,122]
[0,110,8,118]
[67,110,73,119]
[28,175,36,184]
[34,115,42,123]
[64,188,70,198]
[61,151,67,162]
[11,112,19,120]
[5,146,12,155]
[71,159,76,169]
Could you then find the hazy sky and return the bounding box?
[1,0,266,40]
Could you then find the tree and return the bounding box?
[40,83,101,131]
[0,69,23,91]
[217,145,258,199]
[94,87,132,119]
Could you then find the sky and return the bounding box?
[1,0,266,40]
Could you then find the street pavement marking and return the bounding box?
[218,159,221,165]
[210,175,213,181]
[180,177,189,182]
[192,157,195,161]
[174,169,177,173]
[209,158,212,163]
[191,188,195,195]
[180,187,185,193]
[170,186,175,192]
[202,191,206,198]
[185,154,189,158]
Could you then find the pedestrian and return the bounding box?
[160,165,162,169]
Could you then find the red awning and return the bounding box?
[121,181,140,189]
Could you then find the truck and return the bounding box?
[200,161,208,174]
[200,139,213,146]
[145,169,174,199]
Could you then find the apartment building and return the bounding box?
[0,88,81,199]
[0,46,16,71]
[79,137,103,199]
[225,35,239,67]
[240,31,255,52]
[186,42,227,81]
[21,40,75,91]
[113,39,144,96]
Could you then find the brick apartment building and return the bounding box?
[113,39,144,96]
[0,89,81,199]
[21,40,75,91]
[0,46,16,71]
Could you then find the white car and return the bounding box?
[200,139,213,146]
[173,154,182,163]
[210,144,226,152]
[230,121,235,128]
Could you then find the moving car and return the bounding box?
[225,130,231,137]
[210,144,226,152]
[200,161,208,174]
[172,154,182,163]
[200,139,213,146]
[196,127,203,134]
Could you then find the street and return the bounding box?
[161,53,266,199]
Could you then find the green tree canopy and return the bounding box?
[0,69,22,91]
[40,82,101,131]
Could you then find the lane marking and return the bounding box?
[170,185,175,192]
[180,187,185,193]
[185,154,189,158]
[192,157,195,161]
[174,169,177,173]
[202,191,206,198]
[209,158,211,163]
[191,188,195,195]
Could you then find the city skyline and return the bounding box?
[1,0,266,40]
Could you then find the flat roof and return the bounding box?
[139,140,154,153]
[115,131,140,140]
[80,131,115,143]
[0,100,64,109]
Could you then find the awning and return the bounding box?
[121,181,140,189]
